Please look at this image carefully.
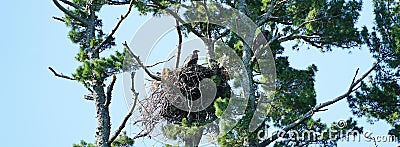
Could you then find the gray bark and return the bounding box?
[86,1,111,146]
[94,85,111,147]
[204,38,216,67]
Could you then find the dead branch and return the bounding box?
[48,67,76,81]
[156,3,204,38]
[175,12,183,68]
[52,0,88,26]
[132,130,150,140]
[350,68,360,86]
[108,72,140,145]
[146,55,175,68]
[277,15,340,43]
[52,16,65,23]
[107,0,130,5]
[52,16,87,26]
[123,41,161,81]
[95,0,135,52]
[260,62,380,146]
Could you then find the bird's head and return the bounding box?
[193,50,200,53]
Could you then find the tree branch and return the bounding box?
[146,55,175,68]
[95,0,135,52]
[175,7,183,69]
[277,16,338,43]
[52,16,86,26]
[59,0,82,9]
[350,68,359,86]
[49,66,94,93]
[160,7,204,38]
[52,0,88,26]
[52,16,66,23]
[256,0,277,26]
[48,67,76,80]
[260,62,380,146]
[105,74,117,108]
[132,130,150,139]
[123,41,161,81]
[107,0,131,5]
[108,72,140,145]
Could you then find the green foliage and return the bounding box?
[73,51,125,86]
[161,124,203,141]
[72,132,134,147]
[62,0,124,88]
[348,0,400,141]
[271,57,317,126]
[72,140,96,147]
[111,132,134,147]
[214,97,228,117]
[211,0,366,145]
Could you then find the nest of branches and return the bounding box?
[140,64,231,128]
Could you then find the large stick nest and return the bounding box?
[140,64,231,128]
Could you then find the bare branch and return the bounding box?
[52,16,65,22]
[351,68,359,86]
[53,16,86,26]
[146,0,205,38]
[105,74,117,108]
[48,67,76,80]
[277,16,338,43]
[146,55,175,68]
[123,41,162,81]
[107,0,131,5]
[52,0,88,26]
[49,67,94,93]
[175,13,183,68]
[108,72,140,145]
[95,0,135,52]
[161,7,204,37]
[260,62,380,146]
[84,94,94,101]
[132,130,150,140]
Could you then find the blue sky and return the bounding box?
[0,1,397,147]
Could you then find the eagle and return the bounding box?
[183,50,199,67]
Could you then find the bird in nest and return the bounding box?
[182,50,200,67]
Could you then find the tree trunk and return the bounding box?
[86,1,112,146]
[204,38,215,67]
[94,85,111,147]
[237,1,258,146]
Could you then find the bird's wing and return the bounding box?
[183,53,192,67]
